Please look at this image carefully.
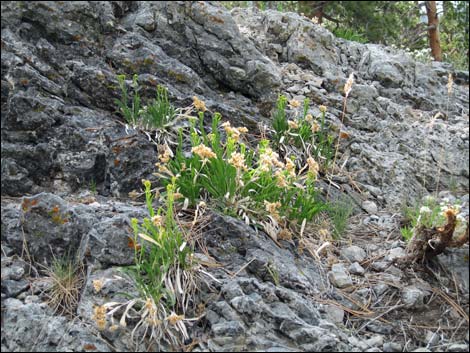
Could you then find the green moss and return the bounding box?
[143,57,154,66]
[168,70,187,83]
[33,106,46,113]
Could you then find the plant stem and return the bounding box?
[327,96,347,200]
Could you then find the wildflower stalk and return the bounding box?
[327,73,354,200]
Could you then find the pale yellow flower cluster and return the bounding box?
[128,190,139,199]
[319,105,327,113]
[228,152,247,170]
[166,312,184,326]
[344,73,355,97]
[264,200,282,219]
[278,228,292,240]
[92,279,104,293]
[92,305,107,331]
[173,192,184,200]
[307,157,319,178]
[285,157,296,177]
[259,147,284,172]
[447,73,453,95]
[221,121,248,141]
[288,120,299,129]
[193,96,207,112]
[151,215,164,227]
[192,144,216,160]
[305,114,313,122]
[144,298,161,326]
[157,163,171,175]
[275,170,288,187]
[158,145,172,163]
[289,99,301,108]
[311,121,320,133]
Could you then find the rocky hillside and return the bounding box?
[1,1,469,352]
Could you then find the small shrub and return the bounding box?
[156,103,326,238]
[42,253,85,316]
[115,74,177,129]
[327,197,355,239]
[105,179,198,347]
[333,28,368,43]
[140,85,177,130]
[400,196,464,242]
[115,74,141,126]
[272,95,335,171]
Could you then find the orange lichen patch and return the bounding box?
[339,131,350,139]
[114,158,120,167]
[209,15,225,24]
[22,198,38,212]
[127,237,141,250]
[71,34,82,42]
[83,344,97,351]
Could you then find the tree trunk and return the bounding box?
[425,1,442,61]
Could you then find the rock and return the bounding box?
[2,298,110,352]
[366,322,393,335]
[328,263,353,288]
[386,247,406,262]
[362,200,379,214]
[411,348,431,352]
[365,335,384,348]
[1,1,469,351]
[1,263,25,281]
[373,283,389,296]
[340,246,367,263]
[349,262,365,275]
[348,336,369,351]
[447,344,470,352]
[371,261,391,272]
[324,304,344,323]
[401,285,426,309]
[437,248,470,293]
[1,279,29,298]
[383,342,403,352]
[211,321,245,337]
[425,330,440,347]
